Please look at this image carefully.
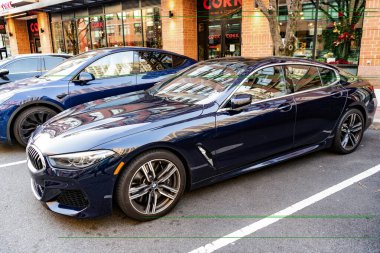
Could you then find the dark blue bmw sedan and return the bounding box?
[27,57,377,220]
[0,47,196,146]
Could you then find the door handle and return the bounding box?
[56,93,68,99]
[277,103,293,112]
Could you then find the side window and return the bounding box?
[235,66,289,102]
[44,56,66,70]
[84,51,134,79]
[318,67,337,85]
[285,65,321,92]
[172,55,186,68]
[6,58,39,73]
[137,51,174,73]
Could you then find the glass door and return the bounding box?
[203,19,241,60]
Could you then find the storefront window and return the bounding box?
[52,22,65,53]
[142,7,162,48]
[106,13,123,47]
[90,16,107,49]
[63,20,78,54]
[314,0,364,66]
[77,18,90,53]
[123,9,143,46]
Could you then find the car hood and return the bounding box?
[0,77,54,93]
[31,91,204,154]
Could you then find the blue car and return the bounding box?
[27,57,377,220]
[0,47,196,146]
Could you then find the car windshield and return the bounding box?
[149,61,248,105]
[40,51,104,81]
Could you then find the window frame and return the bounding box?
[219,62,341,111]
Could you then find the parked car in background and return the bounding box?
[27,57,377,220]
[0,47,196,146]
[0,54,71,85]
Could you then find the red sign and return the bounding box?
[203,0,242,10]
[91,21,104,31]
[29,22,38,33]
[1,1,12,10]
[225,33,239,39]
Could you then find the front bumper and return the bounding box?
[28,154,122,218]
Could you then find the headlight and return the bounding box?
[47,150,115,169]
[0,92,14,104]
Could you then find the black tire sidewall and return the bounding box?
[116,150,186,221]
[13,106,57,147]
[332,108,364,154]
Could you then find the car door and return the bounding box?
[66,51,138,107]
[135,51,183,88]
[2,57,42,82]
[285,64,347,149]
[212,65,296,172]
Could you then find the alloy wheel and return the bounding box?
[128,159,181,215]
[19,111,55,144]
[340,112,363,151]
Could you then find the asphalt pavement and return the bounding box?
[0,129,379,253]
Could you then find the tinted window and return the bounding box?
[173,55,186,68]
[44,56,67,70]
[235,66,290,102]
[138,51,165,72]
[318,67,337,85]
[285,65,321,92]
[84,51,135,79]
[6,58,39,73]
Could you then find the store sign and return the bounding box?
[29,22,38,33]
[91,21,104,31]
[198,0,242,20]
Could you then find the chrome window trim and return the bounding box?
[218,62,341,112]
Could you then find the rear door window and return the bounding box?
[284,65,322,92]
[43,56,67,70]
[318,67,338,85]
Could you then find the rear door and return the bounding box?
[66,51,137,107]
[285,64,347,148]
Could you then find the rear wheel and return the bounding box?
[116,150,186,221]
[331,109,364,154]
[13,106,57,147]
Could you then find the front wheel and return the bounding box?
[331,109,364,154]
[116,150,186,221]
[13,106,57,147]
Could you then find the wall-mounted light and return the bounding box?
[40,28,44,33]
[168,10,174,18]
[8,32,13,37]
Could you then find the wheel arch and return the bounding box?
[346,103,367,126]
[7,101,64,142]
[114,142,193,194]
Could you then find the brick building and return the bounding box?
[0,0,379,85]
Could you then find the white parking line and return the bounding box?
[0,160,27,168]
[189,164,380,253]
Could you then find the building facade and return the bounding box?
[0,0,379,85]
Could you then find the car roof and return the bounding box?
[7,53,71,59]
[86,46,197,61]
[204,56,338,70]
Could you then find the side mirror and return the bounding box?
[230,94,252,109]
[76,72,95,84]
[0,69,9,76]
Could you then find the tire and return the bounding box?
[116,150,186,221]
[331,108,364,154]
[13,106,57,147]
